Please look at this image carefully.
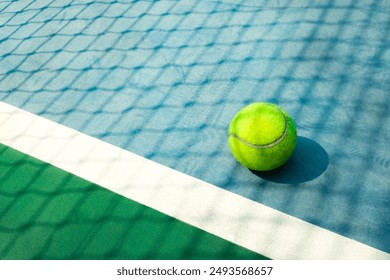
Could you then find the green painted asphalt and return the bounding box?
[0,144,267,260]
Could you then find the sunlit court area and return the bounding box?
[1,0,390,261]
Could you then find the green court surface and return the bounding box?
[2,0,390,261]
[0,143,266,260]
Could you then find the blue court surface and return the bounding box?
[1,0,390,259]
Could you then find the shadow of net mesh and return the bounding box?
[1,0,390,259]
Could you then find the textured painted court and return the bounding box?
[1,0,390,259]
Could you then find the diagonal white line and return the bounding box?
[0,101,389,260]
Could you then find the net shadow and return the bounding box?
[1,0,390,259]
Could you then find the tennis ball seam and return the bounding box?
[228,108,289,149]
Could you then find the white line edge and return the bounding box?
[1,101,389,260]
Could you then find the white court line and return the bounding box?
[0,101,389,260]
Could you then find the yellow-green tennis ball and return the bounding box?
[228,102,297,171]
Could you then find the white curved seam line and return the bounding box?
[228,111,289,149]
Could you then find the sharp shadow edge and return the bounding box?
[251,136,329,184]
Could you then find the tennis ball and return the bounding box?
[228,102,297,171]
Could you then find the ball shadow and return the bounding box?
[251,136,329,184]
